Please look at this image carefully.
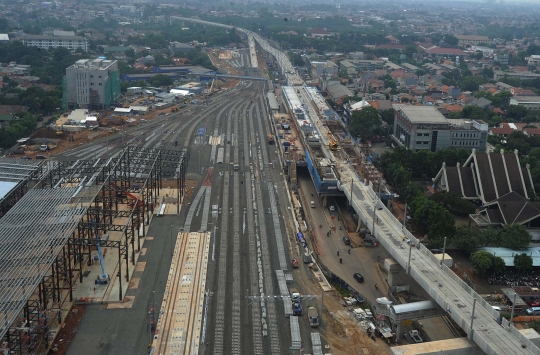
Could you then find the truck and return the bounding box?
[308,307,319,327]
[409,330,423,343]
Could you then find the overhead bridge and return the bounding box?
[188,72,267,82]
[178,16,540,355]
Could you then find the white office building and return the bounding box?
[21,34,88,52]
[64,59,121,109]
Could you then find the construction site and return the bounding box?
[0,146,189,355]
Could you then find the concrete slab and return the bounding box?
[135,262,146,272]
[129,278,140,289]
[418,317,456,342]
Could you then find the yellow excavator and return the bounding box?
[327,133,339,151]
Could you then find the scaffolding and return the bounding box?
[0,146,189,354]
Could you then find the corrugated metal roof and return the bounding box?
[391,300,439,314]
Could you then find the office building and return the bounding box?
[21,34,88,52]
[455,35,490,46]
[494,70,540,81]
[63,59,121,109]
[392,105,488,152]
[509,96,540,110]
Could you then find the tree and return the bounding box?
[443,35,459,46]
[481,227,500,246]
[430,193,476,215]
[471,251,493,274]
[498,224,531,249]
[453,225,485,254]
[404,44,417,58]
[379,109,395,125]
[507,105,527,121]
[428,205,456,248]
[514,253,533,274]
[349,106,382,141]
[491,256,506,274]
[149,74,173,87]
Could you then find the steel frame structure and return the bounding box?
[0,146,189,354]
[0,158,46,218]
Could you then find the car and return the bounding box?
[531,301,540,307]
[35,155,47,160]
[527,307,540,315]
[343,236,351,245]
[353,273,364,283]
[20,156,32,160]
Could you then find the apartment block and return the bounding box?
[21,34,88,52]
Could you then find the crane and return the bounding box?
[327,133,339,151]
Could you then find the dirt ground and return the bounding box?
[48,305,86,355]
[322,291,390,355]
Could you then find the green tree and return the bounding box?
[514,253,533,274]
[491,256,506,274]
[379,109,395,125]
[430,192,476,215]
[498,224,531,249]
[349,106,382,141]
[149,74,173,87]
[443,34,459,46]
[454,225,485,254]
[471,251,493,274]
[481,227,500,246]
[404,44,417,58]
[428,205,456,248]
[507,105,527,121]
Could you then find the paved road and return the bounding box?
[65,215,182,355]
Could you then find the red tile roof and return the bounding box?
[426,47,467,56]
[524,128,540,136]
[490,127,514,135]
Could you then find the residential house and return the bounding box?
[470,97,492,109]
[386,35,399,44]
[479,83,497,91]
[0,114,15,127]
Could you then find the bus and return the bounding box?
[216,147,224,164]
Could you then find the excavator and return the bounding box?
[327,133,339,151]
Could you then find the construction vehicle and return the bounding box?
[308,307,319,327]
[55,127,63,136]
[171,107,178,112]
[93,222,110,285]
[267,134,275,144]
[409,330,423,343]
[291,259,299,268]
[108,128,117,133]
[327,133,339,151]
[126,192,143,208]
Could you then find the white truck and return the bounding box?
[409,330,423,343]
[308,307,319,327]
